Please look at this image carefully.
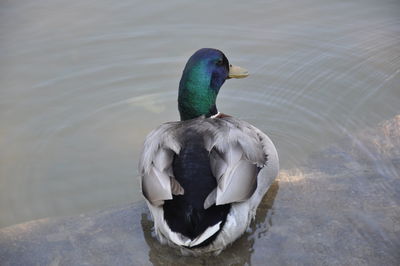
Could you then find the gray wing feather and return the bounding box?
[139,122,181,206]
[139,117,276,208]
[206,117,271,207]
[216,160,258,205]
[142,166,172,206]
[153,149,174,171]
[209,149,227,181]
[170,176,184,195]
[203,188,217,209]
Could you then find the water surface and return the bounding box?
[0,0,399,264]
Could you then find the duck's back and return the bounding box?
[139,116,278,251]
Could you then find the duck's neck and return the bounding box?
[178,62,221,121]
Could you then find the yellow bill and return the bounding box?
[228,64,249,79]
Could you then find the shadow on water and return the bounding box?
[140,181,280,265]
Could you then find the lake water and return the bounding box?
[0,0,399,264]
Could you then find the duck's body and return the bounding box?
[139,48,279,255]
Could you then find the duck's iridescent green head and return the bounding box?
[178,48,248,121]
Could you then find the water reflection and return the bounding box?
[141,181,279,265]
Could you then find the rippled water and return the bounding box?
[0,0,399,263]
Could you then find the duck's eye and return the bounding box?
[216,59,224,66]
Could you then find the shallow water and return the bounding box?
[0,0,399,263]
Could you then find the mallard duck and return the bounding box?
[139,48,279,255]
